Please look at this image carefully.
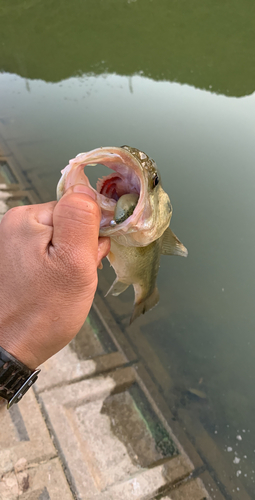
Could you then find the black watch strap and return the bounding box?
[0,347,40,409]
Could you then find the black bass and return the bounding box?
[57,146,187,323]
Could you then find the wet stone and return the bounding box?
[169,477,210,500]
[69,317,106,359]
[101,386,178,468]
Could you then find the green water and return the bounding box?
[1,1,255,498]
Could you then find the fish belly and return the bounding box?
[107,238,161,322]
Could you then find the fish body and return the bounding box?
[107,238,161,323]
[57,146,187,322]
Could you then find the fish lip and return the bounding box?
[58,147,146,232]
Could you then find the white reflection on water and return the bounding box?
[1,71,255,494]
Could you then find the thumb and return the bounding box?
[52,185,101,262]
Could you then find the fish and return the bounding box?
[187,388,207,400]
[57,146,188,323]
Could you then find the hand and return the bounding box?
[0,185,110,369]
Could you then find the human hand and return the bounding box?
[0,185,110,369]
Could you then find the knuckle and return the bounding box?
[61,195,100,226]
[0,207,23,233]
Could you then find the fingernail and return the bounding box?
[73,184,97,200]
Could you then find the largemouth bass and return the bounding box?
[57,146,187,323]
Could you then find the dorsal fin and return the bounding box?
[161,227,188,257]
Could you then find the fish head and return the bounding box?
[57,146,172,247]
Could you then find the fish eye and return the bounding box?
[153,174,159,188]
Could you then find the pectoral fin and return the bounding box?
[105,278,129,297]
[161,227,188,257]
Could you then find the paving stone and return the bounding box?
[39,368,136,497]
[101,390,175,468]
[90,455,192,500]
[40,368,193,500]
[0,458,73,500]
[36,342,126,393]
[0,389,56,475]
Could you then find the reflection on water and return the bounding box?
[1,0,255,496]
[1,0,255,97]
[1,70,255,496]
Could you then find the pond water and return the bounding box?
[1,1,255,498]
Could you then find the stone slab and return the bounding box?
[0,389,56,475]
[0,458,73,500]
[39,367,193,499]
[90,455,192,500]
[39,369,136,497]
[36,343,126,393]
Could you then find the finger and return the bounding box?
[0,202,57,248]
[97,237,110,266]
[36,201,57,226]
[51,185,101,266]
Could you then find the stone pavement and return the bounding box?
[0,145,231,500]
[0,318,213,500]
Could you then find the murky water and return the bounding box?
[1,1,255,497]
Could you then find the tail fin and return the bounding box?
[130,287,159,324]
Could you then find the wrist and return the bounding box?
[0,330,39,371]
[0,346,40,408]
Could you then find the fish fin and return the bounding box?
[130,286,159,324]
[105,278,129,297]
[161,227,188,257]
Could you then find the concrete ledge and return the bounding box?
[159,477,210,500]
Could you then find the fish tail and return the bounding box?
[130,287,160,324]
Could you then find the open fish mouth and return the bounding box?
[57,146,150,234]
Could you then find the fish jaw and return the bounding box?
[57,147,172,247]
